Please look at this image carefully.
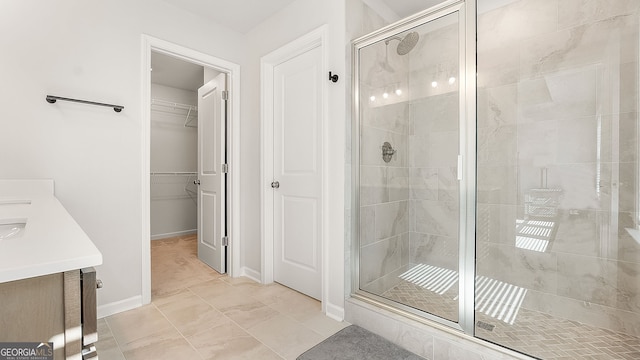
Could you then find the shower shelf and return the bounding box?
[524,188,562,218]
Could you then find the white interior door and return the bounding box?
[197,73,227,273]
[272,45,322,300]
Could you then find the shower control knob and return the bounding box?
[271,181,280,189]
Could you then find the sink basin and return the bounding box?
[0,219,27,240]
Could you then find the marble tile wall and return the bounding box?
[358,14,462,297]
[358,38,411,293]
[347,1,500,358]
[406,14,460,295]
[345,0,393,301]
[346,298,533,360]
[350,0,640,358]
[344,0,388,298]
[477,0,640,339]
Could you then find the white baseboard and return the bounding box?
[240,266,262,283]
[150,229,197,240]
[98,295,143,319]
[325,302,345,322]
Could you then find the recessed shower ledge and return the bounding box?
[345,297,536,360]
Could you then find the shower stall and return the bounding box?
[351,0,640,358]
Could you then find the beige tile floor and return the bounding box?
[96,235,348,360]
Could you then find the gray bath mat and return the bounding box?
[297,325,423,360]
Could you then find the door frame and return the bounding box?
[260,25,329,310]
[141,35,241,305]
[350,0,477,334]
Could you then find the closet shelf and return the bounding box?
[150,172,197,203]
[150,172,197,176]
[151,99,197,111]
[151,98,198,128]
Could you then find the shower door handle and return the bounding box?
[271,181,280,189]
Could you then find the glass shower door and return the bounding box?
[475,0,640,358]
[354,7,465,324]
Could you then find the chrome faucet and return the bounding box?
[382,142,396,163]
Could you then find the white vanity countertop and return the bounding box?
[0,180,103,283]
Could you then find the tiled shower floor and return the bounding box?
[383,280,640,360]
[477,307,640,360]
[382,281,458,321]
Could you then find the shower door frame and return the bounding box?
[350,0,477,334]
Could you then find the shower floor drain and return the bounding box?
[476,321,495,332]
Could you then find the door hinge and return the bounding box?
[222,163,228,173]
[221,236,229,246]
[222,90,229,101]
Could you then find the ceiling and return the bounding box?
[363,0,446,22]
[386,0,446,17]
[161,0,450,34]
[151,0,441,91]
[159,1,517,36]
[151,52,204,91]
[162,0,299,34]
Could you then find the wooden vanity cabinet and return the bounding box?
[0,269,92,360]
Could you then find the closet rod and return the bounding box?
[46,95,124,112]
[150,172,197,176]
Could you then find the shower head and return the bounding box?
[398,32,419,55]
[385,32,420,55]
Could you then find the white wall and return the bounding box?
[0,0,347,317]
[0,0,247,310]
[150,84,198,239]
[244,0,347,316]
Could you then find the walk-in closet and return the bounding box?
[150,51,204,240]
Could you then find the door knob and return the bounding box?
[194,179,201,185]
[271,181,280,189]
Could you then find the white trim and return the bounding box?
[325,303,345,322]
[239,266,262,283]
[141,35,241,305]
[97,295,143,319]
[150,229,197,241]
[260,25,329,311]
[260,56,274,285]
